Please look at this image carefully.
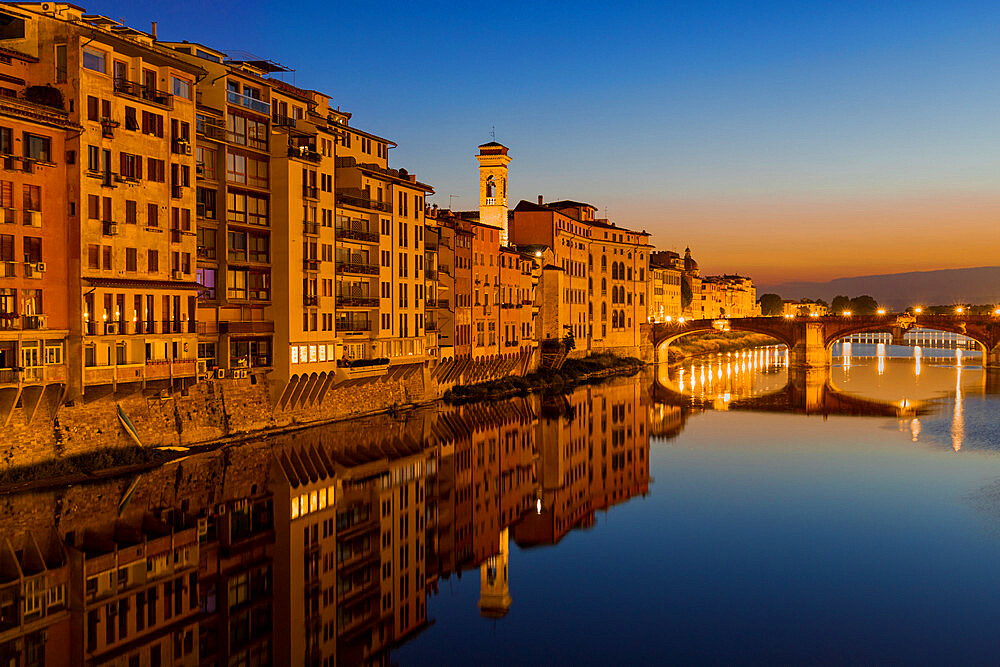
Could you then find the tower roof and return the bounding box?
[478,141,509,156]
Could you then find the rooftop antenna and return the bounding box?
[449,194,459,209]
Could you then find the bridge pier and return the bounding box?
[985,344,1000,373]
[788,322,830,369]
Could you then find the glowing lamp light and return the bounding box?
[842,310,852,317]
[877,308,886,315]
[956,306,965,315]
[914,307,923,314]
[678,317,685,323]
[535,250,542,258]
[994,309,1000,316]
[665,316,672,322]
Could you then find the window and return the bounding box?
[197,268,216,299]
[227,269,247,300]
[22,134,50,162]
[126,247,137,271]
[23,236,41,263]
[148,249,159,273]
[171,76,191,99]
[141,111,164,138]
[82,47,105,73]
[196,146,216,180]
[125,200,137,224]
[87,145,100,171]
[146,158,166,182]
[227,192,268,226]
[147,203,159,227]
[124,106,138,131]
[120,152,142,179]
[197,188,216,219]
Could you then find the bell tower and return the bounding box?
[476,141,511,245]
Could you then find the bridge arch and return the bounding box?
[822,318,994,355]
[651,318,796,361]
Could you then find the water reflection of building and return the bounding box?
[0,379,653,665]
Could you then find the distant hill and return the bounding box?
[758,266,1000,310]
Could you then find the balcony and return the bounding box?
[335,261,378,276]
[336,296,378,308]
[335,319,371,333]
[171,185,183,199]
[336,227,379,244]
[0,365,64,385]
[302,185,319,199]
[272,113,296,128]
[196,119,226,142]
[227,90,270,115]
[303,221,319,236]
[288,145,321,163]
[425,269,438,280]
[219,320,274,334]
[336,192,391,213]
[303,259,320,272]
[0,314,47,330]
[112,78,173,108]
[303,295,318,307]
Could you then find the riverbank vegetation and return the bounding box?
[666,332,779,363]
[444,353,645,404]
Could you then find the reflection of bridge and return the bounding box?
[654,365,927,418]
[651,315,1000,369]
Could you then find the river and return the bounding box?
[4,342,1000,665]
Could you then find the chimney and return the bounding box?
[151,22,157,40]
[537,195,543,205]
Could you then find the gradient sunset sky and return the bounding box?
[94,0,1000,283]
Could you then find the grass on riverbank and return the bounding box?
[0,446,172,488]
[444,353,645,404]
[667,332,778,363]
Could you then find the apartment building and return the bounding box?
[0,6,204,399]
[334,113,433,365]
[0,42,75,407]
[511,197,651,356]
[161,43,277,376]
[648,250,683,321]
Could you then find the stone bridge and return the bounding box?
[651,314,1000,369]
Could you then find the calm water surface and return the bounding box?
[6,342,1000,665]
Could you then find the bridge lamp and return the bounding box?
[665,316,672,322]
[993,309,1000,316]
[678,317,685,324]
[877,308,886,315]
[914,307,923,315]
[842,310,852,317]
[956,306,965,315]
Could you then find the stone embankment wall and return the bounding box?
[2,363,438,471]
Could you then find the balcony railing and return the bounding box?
[303,259,320,271]
[425,269,437,280]
[0,314,47,330]
[272,113,296,128]
[303,221,319,235]
[336,193,391,213]
[335,261,378,276]
[302,185,319,199]
[336,319,371,333]
[113,79,173,108]
[197,119,226,142]
[288,145,321,163]
[227,90,270,115]
[336,296,378,308]
[336,227,379,243]
[303,295,318,307]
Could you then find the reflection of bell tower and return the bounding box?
[478,527,512,618]
[476,141,511,246]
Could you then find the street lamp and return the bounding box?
[877,308,886,315]
[956,306,965,315]
[914,307,923,315]
[842,310,852,317]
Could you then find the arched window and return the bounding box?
[601,277,606,294]
[611,263,618,280]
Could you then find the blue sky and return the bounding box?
[93,0,1000,281]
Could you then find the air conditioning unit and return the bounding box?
[233,369,248,379]
[25,210,41,227]
[171,270,183,280]
[105,322,117,334]
[104,222,118,236]
[214,368,225,379]
[35,262,46,273]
